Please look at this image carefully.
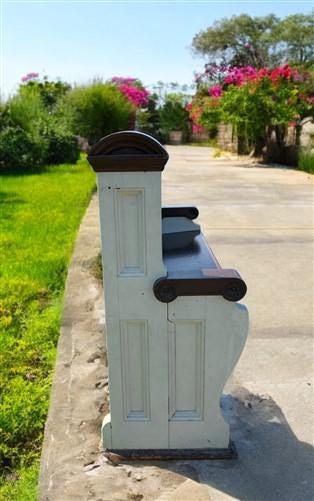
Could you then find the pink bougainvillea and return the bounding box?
[111,76,149,108]
[21,72,39,82]
[187,64,313,139]
[111,76,137,85]
[118,83,149,108]
[208,85,222,98]
[192,123,206,134]
[198,64,303,92]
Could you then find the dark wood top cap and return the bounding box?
[87,131,169,172]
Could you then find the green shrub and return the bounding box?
[0,127,42,171]
[20,78,71,111]
[8,91,46,135]
[136,93,163,140]
[298,149,314,174]
[43,128,80,165]
[0,89,79,170]
[159,93,190,140]
[60,82,132,144]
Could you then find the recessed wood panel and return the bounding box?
[120,320,150,420]
[169,320,205,421]
[115,189,146,275]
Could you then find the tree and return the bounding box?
[192,12,314,68]
[273,13,314,67]
[192,14,280,68]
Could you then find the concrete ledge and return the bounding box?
[38,194,108,500]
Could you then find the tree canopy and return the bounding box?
[192,12,314,68]
[274,14,314,66]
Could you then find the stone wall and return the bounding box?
[265,118,314,165]
[216,118,314,159]
[300,118,314,149]
[217,123,238,153]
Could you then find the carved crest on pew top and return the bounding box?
[87,131,169,172]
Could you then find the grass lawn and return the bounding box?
[0,156,95,499]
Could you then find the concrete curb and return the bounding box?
[38,194,108,500]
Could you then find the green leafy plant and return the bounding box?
[298,149,314,173]
[192,12,314,68]
[42,121,80,165]
[60,82,132,144]
[20,76,71,110]
[159,93,190,138]
[0,126,42,170]
[0,84,79,170]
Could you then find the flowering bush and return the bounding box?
[19,74,71,110]
[188,64,314,154]
[111,77,149,108]
[21,72,39,82]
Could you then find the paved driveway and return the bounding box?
[163,146,313,499]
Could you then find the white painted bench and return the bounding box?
[88,131,248,458]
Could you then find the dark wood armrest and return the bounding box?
[162,205,199,220]
[154,233,247,303]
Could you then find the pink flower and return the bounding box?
[111,76,137,85]
[21,72,39,82]
[118,83,149,108]
[192,123,205,134]
[209,85,222,98]
[111,76,150,108]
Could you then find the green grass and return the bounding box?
[0,156,95,499]
[298,150,314,174]
[188,139,218,148]
[0,463,39,501]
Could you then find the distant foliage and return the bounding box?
[159,93,190,140]
[136,93,166,143]
[0,73,153,168]
[192,12,314,68]
[20,76,71,110]
[42,125,80,165]
[111,77,150,108]
[0,126,40,170]
[60,82,132,144]
[0,75,78,170]
[298,150,314,174]
[187,64,314,155]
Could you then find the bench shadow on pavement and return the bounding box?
[141,386,314,500]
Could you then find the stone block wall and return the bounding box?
[300,119,314,149]
[217,123,238,153]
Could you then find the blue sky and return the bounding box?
[1,0,312,97]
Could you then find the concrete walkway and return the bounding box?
[39,146,314,501]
